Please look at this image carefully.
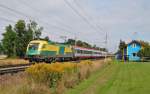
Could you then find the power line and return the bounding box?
[0,4,32,19]
[73,0,106,41]
[73,0,109,49]
[0,17,16,23]
[17,0,75,31]
[16,0,85,37]
[74,0,104,32]
[0,3,76,36]
[15,0,85,41]
[5,1,99,41]
[0,2,102,45]
[63,0,103,34]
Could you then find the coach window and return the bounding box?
[90,51,92,54]
[81,50,83,53]
[89,51,92,54]
[77,50,80,53]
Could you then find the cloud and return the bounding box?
[0,0,149,52]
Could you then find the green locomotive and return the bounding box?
[26,40,73,63]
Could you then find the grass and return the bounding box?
[65,61,150,94]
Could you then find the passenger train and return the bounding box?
[26,40,107,63]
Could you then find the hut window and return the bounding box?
[132,43,136,48]
[133,53,136,57]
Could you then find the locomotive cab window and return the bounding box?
[28,43,39,50]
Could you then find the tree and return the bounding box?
[138,47,150,57]
[118,40,126,60]
[0,42,3,54]
[29,21,43,39]
[137,42,150,60]
[65,38,107,51]
[14,20,43,57]
[82,42,92,48]
[2,25,17,57]
[44,36,50,41]
[100,48,107,52]
[76,40,83,47]
[93,44,97,49]
[139,40,149,48]
[1,20,43,58]
[65,39,75,45]
[14,20,28,57]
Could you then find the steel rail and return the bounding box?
[0,63,33,75]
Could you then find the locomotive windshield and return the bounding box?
[28,43,39,50]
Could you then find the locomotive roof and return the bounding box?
[30,40,71,47]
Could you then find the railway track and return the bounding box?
[0,63,33,75]
[0,58,106,75]
[0,60,83,75]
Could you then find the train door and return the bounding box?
[59,46,65,55]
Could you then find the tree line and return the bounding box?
[65,39,107,51]
[0,20,106,58]
[137,41,150,60]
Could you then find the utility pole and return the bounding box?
[104,31,108,62]
[74,34,77,47]
[60,36,67,43]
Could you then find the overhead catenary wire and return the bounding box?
[74,0,109,50]
[0,2,82,42]
[0,1,106,47]
[74,0,105,39]
[63,0,103,35]
[0,4,32,19]
[20,0,106,46]
[73,0,104,32]
[73,0,107,45]
[18,0,88,39]
[63,0,108,47]
[17,0,75,32]
[0,16,16,23]
[0,3,76,37]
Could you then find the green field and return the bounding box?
[65,62,150,94]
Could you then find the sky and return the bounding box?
[0,0,150,52]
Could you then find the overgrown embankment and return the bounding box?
[0,59,108,94]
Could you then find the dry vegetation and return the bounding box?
[0,59,28,66]
[0,59,110,94]
[0,73,51,94]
